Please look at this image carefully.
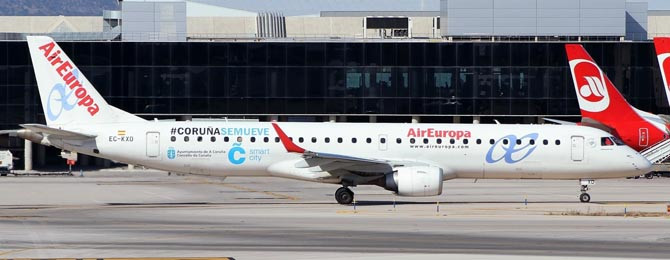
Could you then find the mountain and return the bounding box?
[0,0,120,16]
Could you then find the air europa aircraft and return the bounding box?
[564,44,670,151]
[14,36,651,204]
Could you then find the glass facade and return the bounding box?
[0,41,664,131]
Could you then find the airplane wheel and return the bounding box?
[335,187,354,205]
[579,193,591,203]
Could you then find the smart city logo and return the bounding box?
[46,69,81,121]
[485,133,539,164]
[228,143,246,165]
[569,58,610,112]
[167,147,176,160]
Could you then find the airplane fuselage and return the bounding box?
[51,121,648,183]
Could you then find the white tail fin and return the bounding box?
[27,36,144,126]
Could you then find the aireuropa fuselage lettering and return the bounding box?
[407,128,471,139]
[38,42,99,116]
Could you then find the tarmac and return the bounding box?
[0,169,670,259]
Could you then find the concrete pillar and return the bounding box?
[411,116,420,124]
[369,116,377,123]
[128,164,135,170]
[453,116,461,123]
[328,115,336,123]
[473,116,480,124]
[23,139,32,171]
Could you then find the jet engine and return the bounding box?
[380,166,444,197]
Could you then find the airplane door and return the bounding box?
[378,134,388,151]
[571,136,584,162]
[146,132,160,158]
[639,128,649,147]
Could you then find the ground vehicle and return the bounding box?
[0,150,14,176]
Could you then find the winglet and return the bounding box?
[271,122,305,153]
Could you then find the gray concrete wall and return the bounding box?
[442,0,626,37]
[626,2,648,40]
[122,1,186,41]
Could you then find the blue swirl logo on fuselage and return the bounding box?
[46,69,80,121]
[486,133,539,164]
[228,143,246,165]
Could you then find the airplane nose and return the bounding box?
[629,153,652,174]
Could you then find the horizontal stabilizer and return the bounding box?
[20,124,96,140]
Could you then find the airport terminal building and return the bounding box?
[1,0,670,168]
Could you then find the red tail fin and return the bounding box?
[654,37,670,107]
[565,44,639,123]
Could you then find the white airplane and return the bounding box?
[15,36,651,204]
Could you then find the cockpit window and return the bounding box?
[601,137,614,146]
[611,136,626,146]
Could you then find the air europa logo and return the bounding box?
[569,59,610,112]
[485,133,539,164]
[38,42,99,119]
[407,128,471,140]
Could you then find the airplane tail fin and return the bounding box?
[26,36,144,126]
[653,37,670,108]
[565,44,641,125]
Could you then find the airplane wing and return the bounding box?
[20,124,97,140]
[271,122,427,175]
[542,118,577,125]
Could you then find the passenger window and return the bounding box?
[502,139,508,145]
[263,137,269,143]
[423,138,428,144]
[555,140,560,145]
[275,137,280,143]
[476,139,481,144]
[289,137,293,141]
[325,137,330,143]
[366,138,372,143]
[352,138,357,143]
[543,139,548,145]
[170,136,176,142]
[529,139,535,145]
[211,136,216,142]
[380,138,386,144]
[450,139,455,144]
[184,136,190,142]
[601,137,614,146]
[436,139,442,144]
[410,138,415,144]
[516,139,521,145]
[250,137,256,143]
[224,136,229,142]
[197,136,203,142]
[311,137,317,143]
[463,139,469,145]
[337,137,343,143]
[396,138,402,144]
[298,137,304,143]
[489,139,494,144]
[237,136,243,142]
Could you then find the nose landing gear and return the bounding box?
[335,187,354,205]
[579,179,594,203]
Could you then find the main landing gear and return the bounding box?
[579,179,594,203]
[335,186,354,205]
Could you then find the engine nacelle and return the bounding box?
[382,166,444,197]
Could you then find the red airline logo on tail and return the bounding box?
[566,45,610,113]
[654,37,670,104]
